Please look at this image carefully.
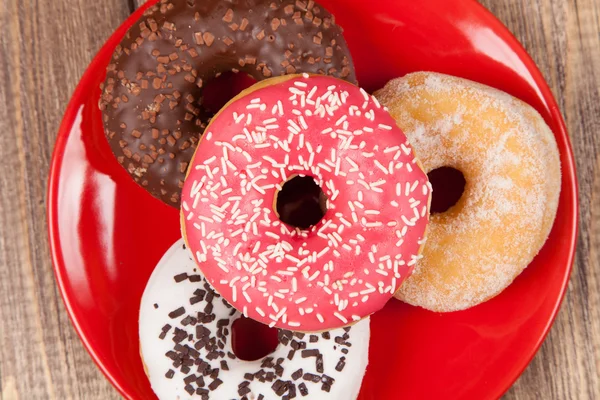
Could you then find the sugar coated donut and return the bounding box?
[99,0,355,206]
[375,72,561,312]
[140,239,370,400]
[181,74,431,331]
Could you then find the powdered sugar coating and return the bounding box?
[182,75,430,331]
[375,72,561,312]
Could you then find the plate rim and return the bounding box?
[46,1,579,399]
[468,1,579,396]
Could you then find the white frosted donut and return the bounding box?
[375,72,561,312]
[139,239,370,400]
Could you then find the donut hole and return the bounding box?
[202,71,257,114]
[427,167,466,213]
[276,176,327,229]
[231,316,279,361]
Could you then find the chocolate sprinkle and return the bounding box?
[298,382,308,396]
[291,369,303,380]
[159,324,172,340]
[153,267,359,398]
[303,373,321,383]
[301,349,318,358]
[184,374,197,385]
[335,357,346,372]
[239,385,252,396]
[99,0,356,206]
[168,307,185,319]
[208,378,223,390]
[174,272,188,282]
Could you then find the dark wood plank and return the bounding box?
[0,0,598,399]
[477,2,600,399]
[0,1,129,398]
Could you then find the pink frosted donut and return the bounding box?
[181,74,431,331]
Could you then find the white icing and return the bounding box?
[140,239,370,399]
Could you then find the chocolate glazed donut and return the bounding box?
[99,0,356,206]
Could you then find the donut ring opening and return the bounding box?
[427,166,466,214]
[231,316,279,361]
[201,71,258,114]
[274,175,328,229]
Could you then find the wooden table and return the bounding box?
[0,0,598,398]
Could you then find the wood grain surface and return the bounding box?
[0,0,598,399]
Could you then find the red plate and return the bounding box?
[48,0,578,399]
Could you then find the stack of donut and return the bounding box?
[100,0,561,398]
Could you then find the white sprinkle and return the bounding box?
[265,231,280,240]
[203,156,216,165]
[241,150,252,162]
[288,119,301,132]
[359,87,370,101]
[334,312,348,323]
[295,297,307,304]
[374,160,389,175]
[410,180,419,193]
[308,270,321,281]
[401,215,416,226]
[298,115,308,130]
[371,96,382,109]
[217,263,230,273]
[335,115,347,126]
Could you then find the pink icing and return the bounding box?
[181,75,430,331]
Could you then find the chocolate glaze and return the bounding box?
[99,0,356,206]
